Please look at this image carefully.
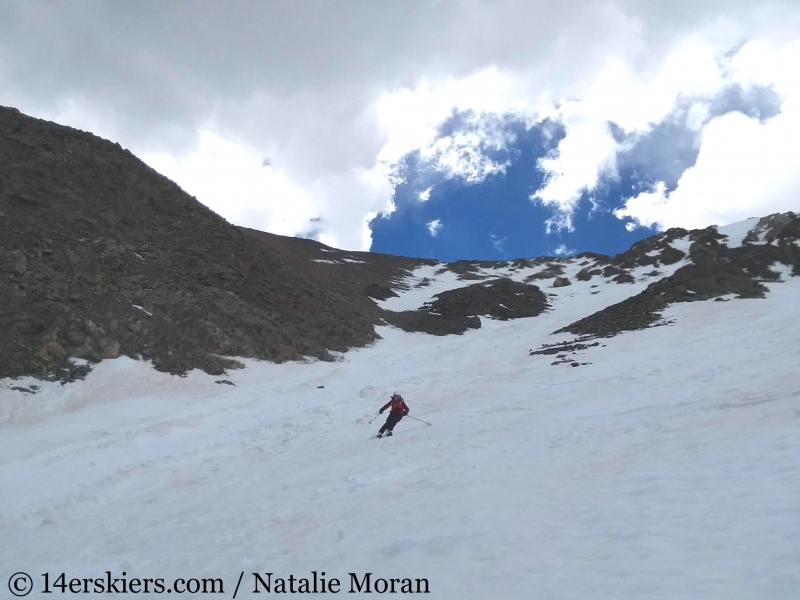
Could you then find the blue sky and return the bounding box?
[369,80,785,262]
[370,114,660,261]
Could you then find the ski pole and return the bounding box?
[369,413,381,424]
[406,415,431,426]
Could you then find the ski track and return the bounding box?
[1,259,800,598]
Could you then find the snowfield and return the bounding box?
[2,260,800,598]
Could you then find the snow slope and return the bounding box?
[378,237,692,315]
[2,249,800,598]
[717,217,761,248]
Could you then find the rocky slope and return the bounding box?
[554,213,800,338]
[0,106,381,380]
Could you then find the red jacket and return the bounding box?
[381,398,409,415]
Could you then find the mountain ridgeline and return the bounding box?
[1,106,798,381]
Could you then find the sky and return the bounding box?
[2,0,800,259]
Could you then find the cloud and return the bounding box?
[376,94,533,195]
[418,186,433,202]
[489,233,507,252]
[143,131,318,237]
[532,118,619,232]
[419,110,524,183]
[615,41,800,230]
[530,41,732,231]
[1,1,800,248]
[552,244,576,256]
[427,218,443,237]
[532,37,800,232]
[143,132,392,250]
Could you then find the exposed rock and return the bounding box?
[612,272,635,284]
[385,278,549,336]
[43,341,67,360]
[100,341,120,360]
[552,277,571,288]
[658,246,685,265]
[525,263,566,282]
[0,106,380,380]
[555,216,800,338]
[530,340,600,356]
[365,282,398,300]
[576,267,602,281]
[414,277,432,289]
[443,260,494,280]
[744,212,795,244]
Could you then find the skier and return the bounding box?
[377,392,409,438]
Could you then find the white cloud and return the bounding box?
[418,186,433,202]
[686,102,711,131]
[375,68,538,167]
[143,132,393,250]
[531,40,731,231]
[616,41,800,230]
[427,218,443,237]
[533,37,800,233]
[143,131,318,237]
[419,127,512,184]
[489,233,507,252]
[532,118,619,232]
[552,244,576,256]
[374,69,543,190]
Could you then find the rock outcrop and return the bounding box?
[385,278,549,335]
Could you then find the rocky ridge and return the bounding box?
[554,213,800,338]
[0,106,381,380]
